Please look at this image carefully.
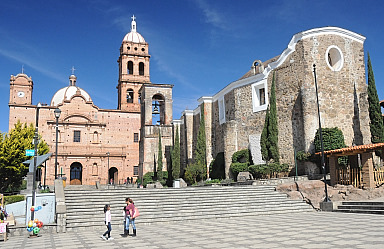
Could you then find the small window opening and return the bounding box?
[259,88,266,106]
[139,62,144,76]
[74,130,81,142]
[128,61,133,74]
[127,89,134,103]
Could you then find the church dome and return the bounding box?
[122,15,146,43]
[50,74,92,106]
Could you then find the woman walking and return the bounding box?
[101,204,114,241]
[124,198,137,237]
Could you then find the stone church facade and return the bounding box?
[178,27,371,178]
[8,16,173,185]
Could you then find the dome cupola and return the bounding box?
[51,73,92,106]
[122,15,146,43]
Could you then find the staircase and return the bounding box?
[335,201,384,215]
[64,185,313,231]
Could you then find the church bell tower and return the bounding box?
[117,15,151,112]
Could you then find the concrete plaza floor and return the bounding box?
[2,211,384,249]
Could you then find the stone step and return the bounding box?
[335,201,384,215]
[66,207,312,228]
[65,200,308,217]
[338,205,384,211]
[334,209,384,215]
[340,201,384,206]
[64,186,313,230]
[64,197,298,212]
[64,192,287,204]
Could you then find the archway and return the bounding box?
[70,162,82,185]
[109,167,118,184]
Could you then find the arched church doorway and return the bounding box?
[70,162,82,185]
[109,167,118,185]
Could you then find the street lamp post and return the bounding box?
[107,152,110,184]
[31,103,41,222]
[54,108,61,179]
[313,64,329,202]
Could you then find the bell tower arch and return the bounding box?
[138,83,174,179]
[117,15,151,112]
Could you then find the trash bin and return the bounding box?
[173,179,180,188]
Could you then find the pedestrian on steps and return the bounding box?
[124,198,137,237]
[101,204,114,241]
[123,198,129,237]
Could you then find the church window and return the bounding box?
[128,61,133,74]
[134,166,139,176]
[139,62,144,76]
[252,79,268,113]
[127,46,131,50]
[259,88,266,106]
[134,47,138,51]
[141,48,145,52]
[134,133,139,142]
[127,89,134,103]
[325,45,344,71]
[56,130,61,143]
[218,97,226,124]
[92,163,98,176]
[74,130,81,142]
[93,131,99,143]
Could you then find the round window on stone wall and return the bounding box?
[141,48,145,52]
[134,47,138,51]
[325,45,344,71]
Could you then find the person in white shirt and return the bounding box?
[101,204,114,241]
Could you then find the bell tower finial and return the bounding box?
[131,15,137,32]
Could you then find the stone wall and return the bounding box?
[178,27,371,180]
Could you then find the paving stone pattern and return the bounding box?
[3,212,384,248]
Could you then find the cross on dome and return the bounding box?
[131,15,137,32]
[71,66,76,75]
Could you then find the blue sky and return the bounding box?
[1,0,384,133]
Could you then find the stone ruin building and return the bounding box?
[177,27,371,178]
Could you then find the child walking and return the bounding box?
[101,204,114,241]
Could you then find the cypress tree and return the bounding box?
[260,106,270,161]
[172,126,181,180]
[194,104,207,179]
[260,72,279,163]
[367,53,384,144]
[268,72,279,163]
[157,130,163,181]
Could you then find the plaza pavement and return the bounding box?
[2,211,384,249]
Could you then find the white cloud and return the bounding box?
[194,0,229,31]
[0,49,66,84]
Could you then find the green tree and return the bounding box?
[194,105,207,179]
[367,53,384,144]
[157,130,163,181]
[171,126,180,180]
[0,121,49,193]
[260,72,280,163]
[186,105,207,184]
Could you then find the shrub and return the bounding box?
[232,149,250,163]
[249,163,290,179]
[296,150,311,162]
[314,127,348,167]
[205,179,221,184]
[4,195,25,205]
[249,164,270,179]
[185,163,205,185]
[140,171,168,187]
[230,162,249,179]
[210,152,225,179]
